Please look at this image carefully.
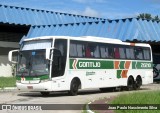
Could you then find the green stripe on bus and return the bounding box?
[70,59,152,69]
[132,62,137,69]
[119,61,125,69]
[135,62,153,69]
[70,59,114,69]
[117,70,122,78]
[70,59,74,69]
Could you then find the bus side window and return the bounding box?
[77,44,85,57]
[94,45,100,58]
[119,48,126,59]
[86,46,91,57]
[108,47,114,58]
[135,47,144,60]
[100,46,108,58]
[114,47,120,59]
[126,47,135,60]
[126,48,130,59]
[86,43,100,58]
[70,43,77,57]
[143,48,150,60]
[70,41,85,58]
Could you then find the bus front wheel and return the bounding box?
[126,77,134,91]
[68,79,79,96]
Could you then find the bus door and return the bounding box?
[51,49,62,77]
[51,39,67,78]
[51,39,67,90]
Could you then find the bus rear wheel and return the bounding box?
[135,76,142,90]
[40,92,50,96]
[126,77,134,91]
[68,79,79,96]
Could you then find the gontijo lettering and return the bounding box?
[79,62,101,67]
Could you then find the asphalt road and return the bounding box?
[0,83,160,113]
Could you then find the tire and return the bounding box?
[135,77,142,90]
[68,79,79,96]
[40,92,50,96]
[126,77,134,91]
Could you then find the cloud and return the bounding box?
[54,7,101,18]
[81,7,100,17]
[55,6,101,17]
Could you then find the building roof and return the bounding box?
[1,4,160,43]
[0,4,105,26]
[26,18,160,42]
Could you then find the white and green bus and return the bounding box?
[8,36,153,96]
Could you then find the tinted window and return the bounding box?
[135,47,144,60]
[86,43,100,58]
[69,40,151,61]
[143,48,151,60]
[126,47,135,59]
[69,42,85,57]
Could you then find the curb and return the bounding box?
[85,97,113,113]
[86,101,95,113]
[0,87,17,92]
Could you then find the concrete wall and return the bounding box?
[0,55,12,77]
[0,41,19,77]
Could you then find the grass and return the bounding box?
[82,101,90,113]
[110,91,160,113]
[82,105,88,113]
[0,77,16,88]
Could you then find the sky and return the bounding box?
[0,0,160,19]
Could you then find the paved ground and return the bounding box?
[0,83,160,113]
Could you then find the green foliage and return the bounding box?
[137,13,160,21]
[0,77,16,88]
[111,91,160,113]
[11,64,16,76]
[154,15,160,21]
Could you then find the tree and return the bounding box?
[138,13,160,21]
[137,13,152,20]
[153,15,160,21]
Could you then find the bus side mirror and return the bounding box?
[8,50,19,64]
[46,48,51,60]
[46,48,54,61]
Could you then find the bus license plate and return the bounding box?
[27,86,33,89]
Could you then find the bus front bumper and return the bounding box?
[16,81,52,92]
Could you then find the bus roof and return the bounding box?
[24,36,151,48]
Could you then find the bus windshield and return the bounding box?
[17,50,49,76]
